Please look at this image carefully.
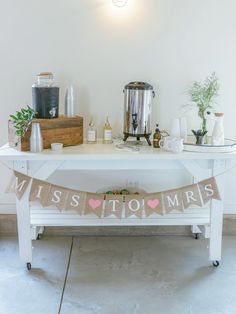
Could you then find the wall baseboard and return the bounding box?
[0,204,17,214]
[222,204,236,214]
[1,214,236,237]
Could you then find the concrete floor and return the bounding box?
[1,236,236,314]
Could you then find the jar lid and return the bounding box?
[125,81,153,90]
[37,72,53,80]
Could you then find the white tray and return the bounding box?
[184,137,236,153]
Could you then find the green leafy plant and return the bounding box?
[187,72,220,132]
[10,106,35,138]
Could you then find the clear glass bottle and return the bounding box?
[87,119,97,144]
[103,117,113,144]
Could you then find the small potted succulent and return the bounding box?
[8,106,35,148]
[187,72,220,144]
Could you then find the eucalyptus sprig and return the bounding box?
[10,106,35,137]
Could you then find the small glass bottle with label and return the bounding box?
[103,116,113,144]
[87,119,97,144]
[153,124,162,148]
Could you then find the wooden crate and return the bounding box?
[9,116,83,151]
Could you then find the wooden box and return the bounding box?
[9,116,83,151]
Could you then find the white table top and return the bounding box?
[1,143,236,161]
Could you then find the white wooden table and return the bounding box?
[0,143,235,269]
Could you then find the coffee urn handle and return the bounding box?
[152,91,155,98]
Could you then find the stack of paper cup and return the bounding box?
[65,85,77,117]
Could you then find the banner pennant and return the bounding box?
[65,190,86,215]
[125,195,143,218]
[144,193,164,216]
[85,193,105,218]
[163,189,184,213]
[181,184,202,209]
[30,179,51,206]
[45,185,69,211]
[6,171,31,200]
[104,195,123,219]
[198,177,221,204]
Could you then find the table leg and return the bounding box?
[16,182,32,268]
[209,160,226,265]
[13,161,32,269]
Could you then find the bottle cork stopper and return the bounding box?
[214,112,224,117]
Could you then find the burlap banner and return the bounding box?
[6,172,222,218]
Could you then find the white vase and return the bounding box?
[211,113,224,145]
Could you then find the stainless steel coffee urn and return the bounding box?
[123,82,155,145]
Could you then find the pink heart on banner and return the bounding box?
[147,199,160,209]
[89,199,102,209]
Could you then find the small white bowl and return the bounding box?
[51,143,63,151]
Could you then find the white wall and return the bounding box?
[0,0,236,213]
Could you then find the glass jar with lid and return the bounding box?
[32,72,59,119]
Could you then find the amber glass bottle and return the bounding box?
[153,124,161,148]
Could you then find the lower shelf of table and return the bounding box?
[30,206,210,227]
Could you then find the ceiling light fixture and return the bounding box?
[112,0,128,7]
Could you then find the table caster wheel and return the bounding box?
[194,233,199,240]
[26,263,31,270]
[37,234,41,240]
[212,261,220,267]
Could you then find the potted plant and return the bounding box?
[9,106,35,148]
[187,72,220,143]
